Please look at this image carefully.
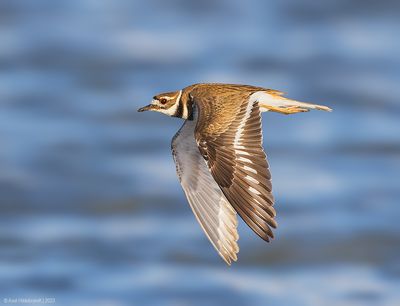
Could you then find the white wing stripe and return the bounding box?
[244,165,257,174]
[233,100,254,147]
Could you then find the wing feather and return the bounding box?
[194,93,277,242]
[172,118,239,264]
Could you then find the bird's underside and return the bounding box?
[171,85,331,264]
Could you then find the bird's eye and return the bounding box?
[160,98,167,105]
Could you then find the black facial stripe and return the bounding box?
[174,99,184,118]
[187,100,194,120]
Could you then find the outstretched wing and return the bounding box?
[194,94,277,242]
[172,118,239,264]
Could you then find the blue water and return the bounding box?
[1,0,400,305]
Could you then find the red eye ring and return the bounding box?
[160,98,167,105]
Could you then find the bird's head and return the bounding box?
[137,90,183,117]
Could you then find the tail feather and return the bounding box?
[255,90,332,113]
[284,99,332,112]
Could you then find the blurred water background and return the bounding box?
[1,1,400,305]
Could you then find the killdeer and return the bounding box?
[138,83,331,264]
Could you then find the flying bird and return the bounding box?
[138,83,331,264]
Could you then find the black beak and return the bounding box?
[137,104,153,112]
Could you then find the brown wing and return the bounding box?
[194,94,277,242]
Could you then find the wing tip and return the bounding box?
[220,252,239,266]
